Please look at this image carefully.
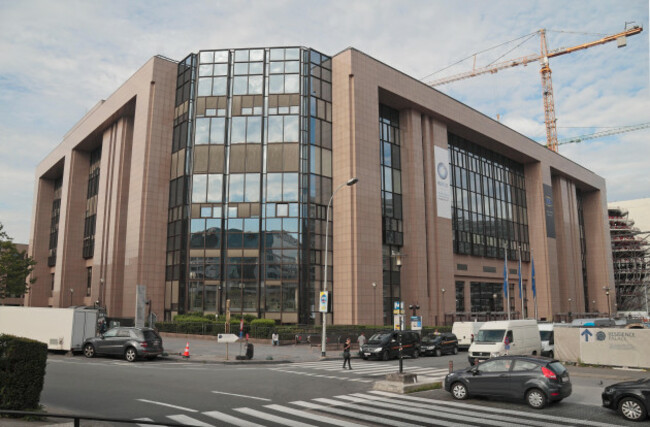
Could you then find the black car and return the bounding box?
[83,327,163,362]
[421,333,458,357]
[602,378,650,422]
[360,330,421,360]
[444,355,571,409]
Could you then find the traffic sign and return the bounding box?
[217,333,240,343]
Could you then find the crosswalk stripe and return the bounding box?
[291,400,422,427]
[235,407,317,427]
[137,399,198,412]
[265,403,367,427]
[344,394,551,427]
[166,414,214,426]
[203,410,265,427]
[369,391,615,427]
[133,417,168,427]
[313,397,463,426]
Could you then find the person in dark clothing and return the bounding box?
[342,337,352,370]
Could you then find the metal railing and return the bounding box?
[0,410,186,426]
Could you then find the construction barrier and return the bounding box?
[555,327,650,368]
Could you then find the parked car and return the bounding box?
[83,327,163,362]
[451,321,484,351]
[444,355,571,409]
[360,330,421,360]
[468,319,542,365]
[602,379,650,422]
[421,332,458,357]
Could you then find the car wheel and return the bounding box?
[453,346,458,355]
[412,349,420,359]
[382,351,390,361]
[124,347,138,362]
[451,382,468,400]
[83,344,95,358]
[619,397,647,421]
[435,348,442,357]
[526,388,547,409]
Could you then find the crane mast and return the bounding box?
[428,25,643,152]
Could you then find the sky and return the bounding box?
[0,0,648,244]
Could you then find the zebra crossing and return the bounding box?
[134,390,621,427]
[270,360,450,383]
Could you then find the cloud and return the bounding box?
[0,0,648,243]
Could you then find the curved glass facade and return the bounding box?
[165,47,332,323]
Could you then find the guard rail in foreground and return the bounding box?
[0,410,186,427]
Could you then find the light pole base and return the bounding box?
[321,352,326,357]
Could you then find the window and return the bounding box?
[512,360,538,372]
[478,359,512,373]
[86,267,92,297]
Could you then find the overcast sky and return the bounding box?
[0,0,648,243]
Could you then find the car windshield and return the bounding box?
[548,361,566,374]
[422,336,441,344]
[475,329,505,343]
[539,330,552,341]
[368,333,391,344]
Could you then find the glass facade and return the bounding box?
[83,147,101,259]
[165,47,332,323]
[576,190,589,312]
[470,282,503,312]
[449,133,529,261]
[379,105,403,325]
[48,177,63,267]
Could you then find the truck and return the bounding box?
[451,321,484,350]
[0,306,100,352]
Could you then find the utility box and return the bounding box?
[0,306,100,352]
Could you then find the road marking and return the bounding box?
[369,391,617,427]
[137,399,198,412]
[211,390,272,401]
[314,397,473,427]
[235,407,317,427]
[134,417,168,427]
[340,394,533,427]
[203,410,265,426]
[292,400,422,427]
[166,414,214,426]
[265,403,366,427]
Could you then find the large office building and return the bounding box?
[27,46,615,326]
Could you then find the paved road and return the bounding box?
[15,347,642,426]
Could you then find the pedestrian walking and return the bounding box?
[342,337,352,370]
[272,331,279,346]
[357,332,366,347]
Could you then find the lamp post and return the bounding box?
[321,177,358,357]
[568,298,573,321]
[592,300,597,314]
[603,286,612,319]
[441,288,446,325]
[372,282,377,325]
[492,293,497,320]
[69,288,74,307]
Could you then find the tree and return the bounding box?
[0,223,36,301]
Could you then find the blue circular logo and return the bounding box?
[596,331,606,341]
[437,162,448,179]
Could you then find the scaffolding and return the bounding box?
[608,207,650,314]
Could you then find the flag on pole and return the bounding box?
[531,255,536,298]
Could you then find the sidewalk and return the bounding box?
[158,333,342,364]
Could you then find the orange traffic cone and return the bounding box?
[182,342,190,358]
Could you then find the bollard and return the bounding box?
[449,360,453,373]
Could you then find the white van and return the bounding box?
[538,323,555,358]
[467,319,542,365]
[451,321,484,350]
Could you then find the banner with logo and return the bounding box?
[434,146,451,219]
[319,291,328,313]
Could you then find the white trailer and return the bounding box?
[0,306,99,351]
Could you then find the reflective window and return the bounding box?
[207,174,223,202]
[229,174,245,202]
[192,175,207,203]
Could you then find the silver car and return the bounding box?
[83,327,163,362]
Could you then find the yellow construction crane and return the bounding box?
[428,24,644,152]
[557,122,650,146]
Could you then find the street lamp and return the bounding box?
[592,300,597,314]
[603,286,612,319]
[321,177,358,357]
[441,288,446,325]
[372,282,377,325]
[568,298,573,320]
[492,293,497,320]
[69,288,74,307]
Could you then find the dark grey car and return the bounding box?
[83,327,163,362]
[444,355,572,409]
